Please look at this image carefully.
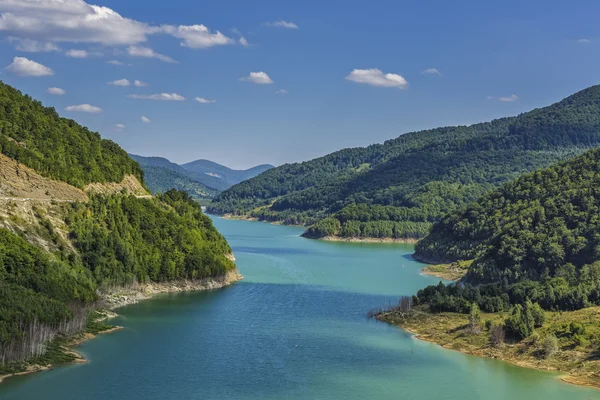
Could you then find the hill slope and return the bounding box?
[209,85,600,239]
[0,82,237,368]
[129,154,218,199]
[181,159,274,191]
[415,147,600,286]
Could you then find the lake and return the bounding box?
[0,218,598,399]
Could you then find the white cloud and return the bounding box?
[195,97,216,104]
[141,116,151,123]
[275,89,288,95]
[107,59,131,66]
[47,87,66,95]
[488,94,519,102]
[240,71,274,85]
[108,78,130,86]
[345,68,408,89]
[5,57,53,76]
[127,45,177,63]
[115,123,125,130]
[239,36,249,47]
[8,37,60,52]
[133,80,147,87]
[162,24,234,49]
[66,49,88,58]
[128,93,185,101]
[422,68,441,75]
[577,38,592,43]
[0,0,160,46]
[264,20,299,29]
[65,104,103,113]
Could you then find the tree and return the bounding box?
[468,303,481,333]
[540,334,559,358]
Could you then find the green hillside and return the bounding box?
[209,85,600,239]
[412,147,600,328]
[0,83,236,367]
[0,82,144,188]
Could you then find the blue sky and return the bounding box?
[1,0,599,169]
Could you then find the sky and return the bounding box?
[1,0,599,169]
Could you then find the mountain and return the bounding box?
[208,85,600,240]
[181,159,274,191]
[129,154,219,199]
[0,81,237,368]
[129,154,274,197]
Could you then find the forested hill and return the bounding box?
[130,154,273,197]
[415,146,600,285]
[411,146,600,332]
[129,154,219,199]
[0,83,237,368]
[0,81,144,188]
[209,85,600,240]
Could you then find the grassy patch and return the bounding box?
[422,260,473,281]
[378,306,600,389]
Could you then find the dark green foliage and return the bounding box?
[210,85,600,238]
[416,147,600,286]
[0,81,144,188]
[505,304,535,339]
[67,190,235,286]
[0,230,96,350]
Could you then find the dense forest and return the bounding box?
[412,147,600,339]
[0,82,144,188]
[209,85,600,239]
[0,83,236,366]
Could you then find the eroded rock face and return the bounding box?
[102,270,243,310]
[84,175,149,197]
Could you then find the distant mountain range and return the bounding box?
[129,154,274,198]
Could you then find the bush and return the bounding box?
[540,334,559,358]
[530,302,546,327]
[505,304,535,339]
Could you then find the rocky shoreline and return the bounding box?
[0,269,243,384]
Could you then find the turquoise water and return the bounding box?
[1,218,598,399]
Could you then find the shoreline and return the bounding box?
[316,235,419,244]
[0,269,243,384]
[377,310,600,391]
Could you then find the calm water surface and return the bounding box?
[1,218,598,399]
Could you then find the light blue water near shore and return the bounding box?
[1,218,598,399]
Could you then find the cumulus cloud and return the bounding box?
[5,57,53,76]
[65,104,103,113]
[66,49,88,58]
[128,93,185,101]
[345,68,408,89]
[0,0,160,46]
[421,68,441,75]
[115,123,125,130]
[275,89,288,95]
[577,38,592,44]
[127,45,177,63]
[47,87,66,95]
[195,97,216,104]
[8,37,60,52]
[162,24,234,49]
[487,94,519,102]
[240,71,274,85]
[141,116,151,123]
[108,78,130,86]
[264,20,299,29]
[134,80,147,87]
